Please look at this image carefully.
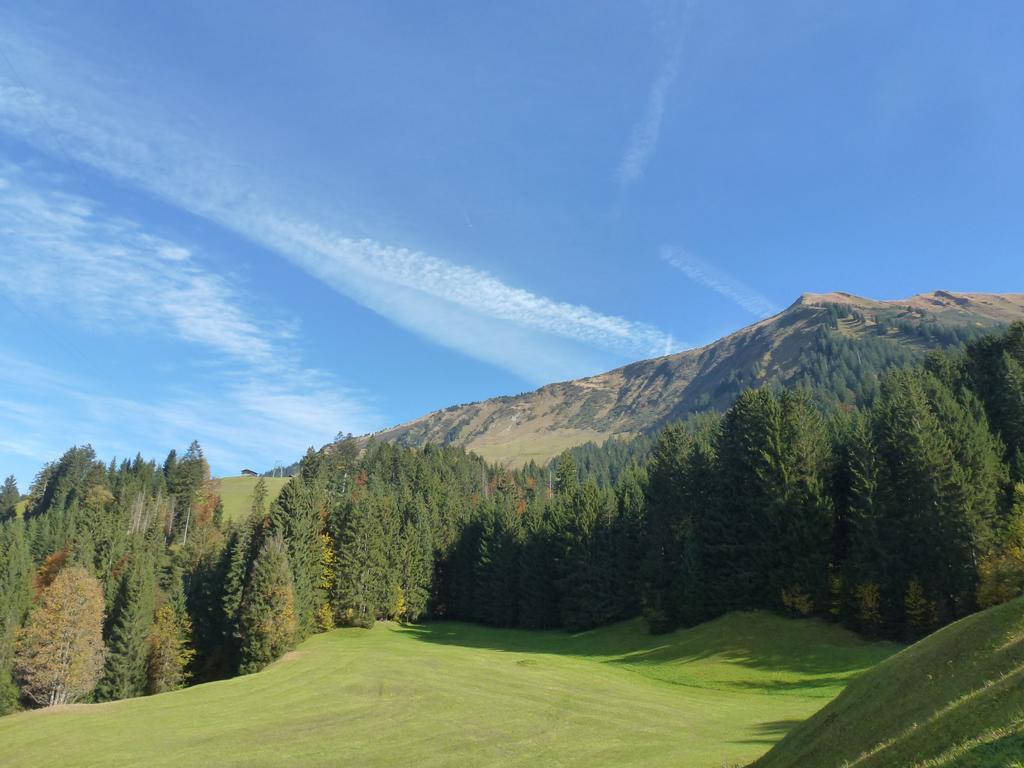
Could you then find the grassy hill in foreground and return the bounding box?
[215,475,289,522]
[754,597,1024,768]
[0,612,897,768]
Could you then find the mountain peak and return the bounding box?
[790,291,869,309]
[359,291,1024,466]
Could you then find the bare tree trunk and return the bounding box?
[181,503,191,546]
[165,497,177,541]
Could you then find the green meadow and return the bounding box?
[0,612,897,768]
[215,475,289,521]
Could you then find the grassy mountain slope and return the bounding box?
[0,612,897,768]
[215,475,289,522]
[754,597,1024,768]
[363,291,1024,466]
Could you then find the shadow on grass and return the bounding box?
[731,719,805,745]
[396,612,897,691]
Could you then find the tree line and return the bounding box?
[1,322,1022,713]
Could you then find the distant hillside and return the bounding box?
[361,291,1024,466]
[753,597,1024,768]
[216,475,289,522]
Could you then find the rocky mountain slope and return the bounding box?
[361,291,1024,466]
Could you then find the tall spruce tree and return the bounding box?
[270,474,326,637]
[474,493,522,627]
[0,520,33,712]
[395,501,433,621]
[330,494,390,628]
[97,550,157,700]
[222,517,258,645]
[705,390,781,611]
[518,495,564,629]
[872,371,976,633]
[238,533,297,673]
[640,423,694,633]
[612,464,647,620]
[0,476,19,522]
[771,390,834,614]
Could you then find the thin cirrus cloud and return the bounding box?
[616,2,693,189]
[0,35,680,383]
[0,163,275,366]
[0,163,380,473]
[661,247,781,319]
[0,351,372,476]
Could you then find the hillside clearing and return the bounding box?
[215,475,289,522]
[0,612,897,768]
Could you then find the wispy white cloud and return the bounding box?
[616,2,693,189]
[0,350,374,478]
[0,163,276,365]
[662,247,781,319]
[0,35,678,382]
[0,164,379,477]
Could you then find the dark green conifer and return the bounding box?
[238,533,297,673]
[331,494,390,628]
[97,551,157,700]
[0,476,19,522]
[0,520,32,712]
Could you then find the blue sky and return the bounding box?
[1,1,1023,485]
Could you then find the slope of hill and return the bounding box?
[753,597,1024,768]
[362,291,1024,466]
[216,475,289,522]
[0,612,897,768]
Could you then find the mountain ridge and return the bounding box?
[356,291,1024,466]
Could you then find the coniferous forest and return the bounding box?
[2,322,1023,713]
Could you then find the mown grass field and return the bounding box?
[0,612,897,768]
[755,597,1024,768]
[215,475,289,522]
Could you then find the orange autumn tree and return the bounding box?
[16,566,106,706]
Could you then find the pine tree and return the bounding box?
[518,496,565,629]
[238,533,297,673]
[839,410,888,628]
[97,551,157,700]
[976,482,1024,608]
[553,452,580,497]
[873,371,977,631]
[0,476,19,522]
[474,494,522,627]
[395,502,433,622]
[222,518,258,638]
[146,581,195,695]
[251,477,268,521]
[0,520,32,712]
[331,494,389,628]
[269,475,326,637]
[771,390,834,614]
[560,483,618,631]
[612,464,646,619]
[640,423,694,633]
[705,390,781,611]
